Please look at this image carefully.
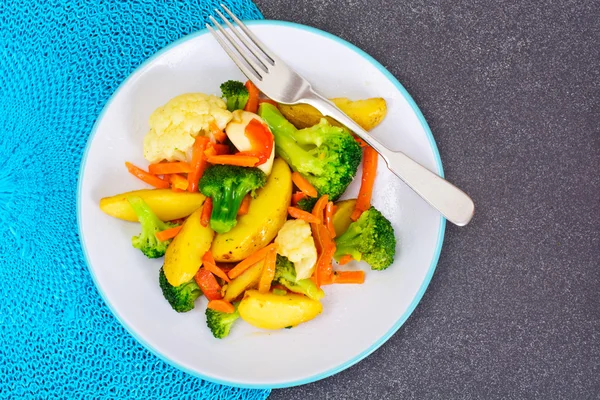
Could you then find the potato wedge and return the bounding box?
[163,207,214,287]
[332,199,357,237]
[238,290,323,330]
[278,97,387,131]
[100,189,206,222]
[223,260,264,302]
[211,158,292,262]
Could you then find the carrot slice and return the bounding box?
[321,270,365,285]
[352,146,378,220]
[204,146,217,158]
[207,299,235,313]
[194,268,222,300]
[212,143,231,155]
[244,80,260,113]
[202,251,231,283]
[353,134,368,148]
[288,207,321,224]
[188,136,210,192]
[292,191,306,206]
[312,195,329,221]
[258,246,277,293]
[170,174,189,191]
[228,244,275,279]
[315,224,335,285]
[125,162,170,189]
[148,161,192,175]
[258,98,278,107]
[155,225,182,241]
[325,201,336,238]
[291,172,318,198]
[209,121,227,143]
[237,194,251,216]
[207,155,259,167]
[201,198,212,227]
[338,254,353,265]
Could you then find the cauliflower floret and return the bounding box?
[143,93,232,163]
[274,219,318,281]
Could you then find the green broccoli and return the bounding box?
[199,165,266,234]
[159,267,202,312]
[258,102,362,210]
[127,196,176,258]
[206,303,241,339]
[334,207,396,270]
[274,255,325,301]
[220,80,249,111]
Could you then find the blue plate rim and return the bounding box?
[77,19,446,390]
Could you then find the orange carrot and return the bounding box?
[258,98,278,107]
[204,146,217,158]
[188,136,210,192]
[202,251,231,283]
[201,198,212,227]
[321,270,365,285]
[228,244,275,279]
[292,191,306,206]
[353,135,368,148]
[310,194,329,256]
[148,161,192,175]
[315,224,335,285]
[155,225,182,241]
[338,254,353,265]
[212,143,231,155]
[207,155,259,167]
[244,80,260,113]
[194,268,222,300]
[125,162,170,189]
[258,246,277,293]
[325,201,336,238]
[207,299,235,313]
[288,207,321,224]
[291,172,318,198]
[170,173,189,191]
[237,194,251,216]
[352,146,378,221]
[209,121,228,143]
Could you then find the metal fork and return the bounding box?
[207,5,475,226]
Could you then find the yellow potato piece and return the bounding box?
[223,259,264,302]
[332,199,357,237]
[238,290,323,330]
[100,189,206,222]
[211,158,292,262]
[163,207,214,287]
[278,97,387,131]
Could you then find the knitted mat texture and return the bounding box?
[0,1,271,399]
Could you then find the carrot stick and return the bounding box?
[258,98,278,107]
[170,173,189,191]
[155,225,182,241]
[188,136,210,192]
[244,80,260,113]
[207,299,235,313]
[325,201,336,238]
[352,146,378,221]
[312,195,329,221]
[202,251,231,283]
[148,161,192,175]
[237,194,251,216]
[288,207,321,224]
[204,146,217,158]
[292,191,306,206]
[228,244,275,279]
[291,172,318,198]
[125,162,170,189]
[194,268,222,300]
[201,198,212,227]
[338,255,353,265]
[315,224,335,285]
[209,121,227,143]
[353,134,368,148]
[207,154,259,167]
[212,143,231,155]
[321,270,365,285]
[258,246,277,293]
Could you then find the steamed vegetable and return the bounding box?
[223,260,265,302]
[220,80,249,111]
[206,303,241,339]
[334,206,396,270]
[274,219,317,280]
[273,255,324,301]
[127,196,176,258]
[199,165,267,234]
[225,110,275,175]
[159,267,202,312]
[332,199,357,236]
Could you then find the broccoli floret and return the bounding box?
[334,207,396,270]
[259,103,362,210]
[199,165,266,233]
[206,304,241,339]
[274,255,325,300]
[220,80,249,111]
[159,267,202,312]
[127,196,176,258]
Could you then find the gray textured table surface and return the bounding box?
[254,0,600,398]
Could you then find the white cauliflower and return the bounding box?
[143,93,232,163]
[274,219,318,281]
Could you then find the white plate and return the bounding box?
[78,20,445,389]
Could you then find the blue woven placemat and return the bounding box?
[0,1,271,399]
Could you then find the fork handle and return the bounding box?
[303,93,475,226]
